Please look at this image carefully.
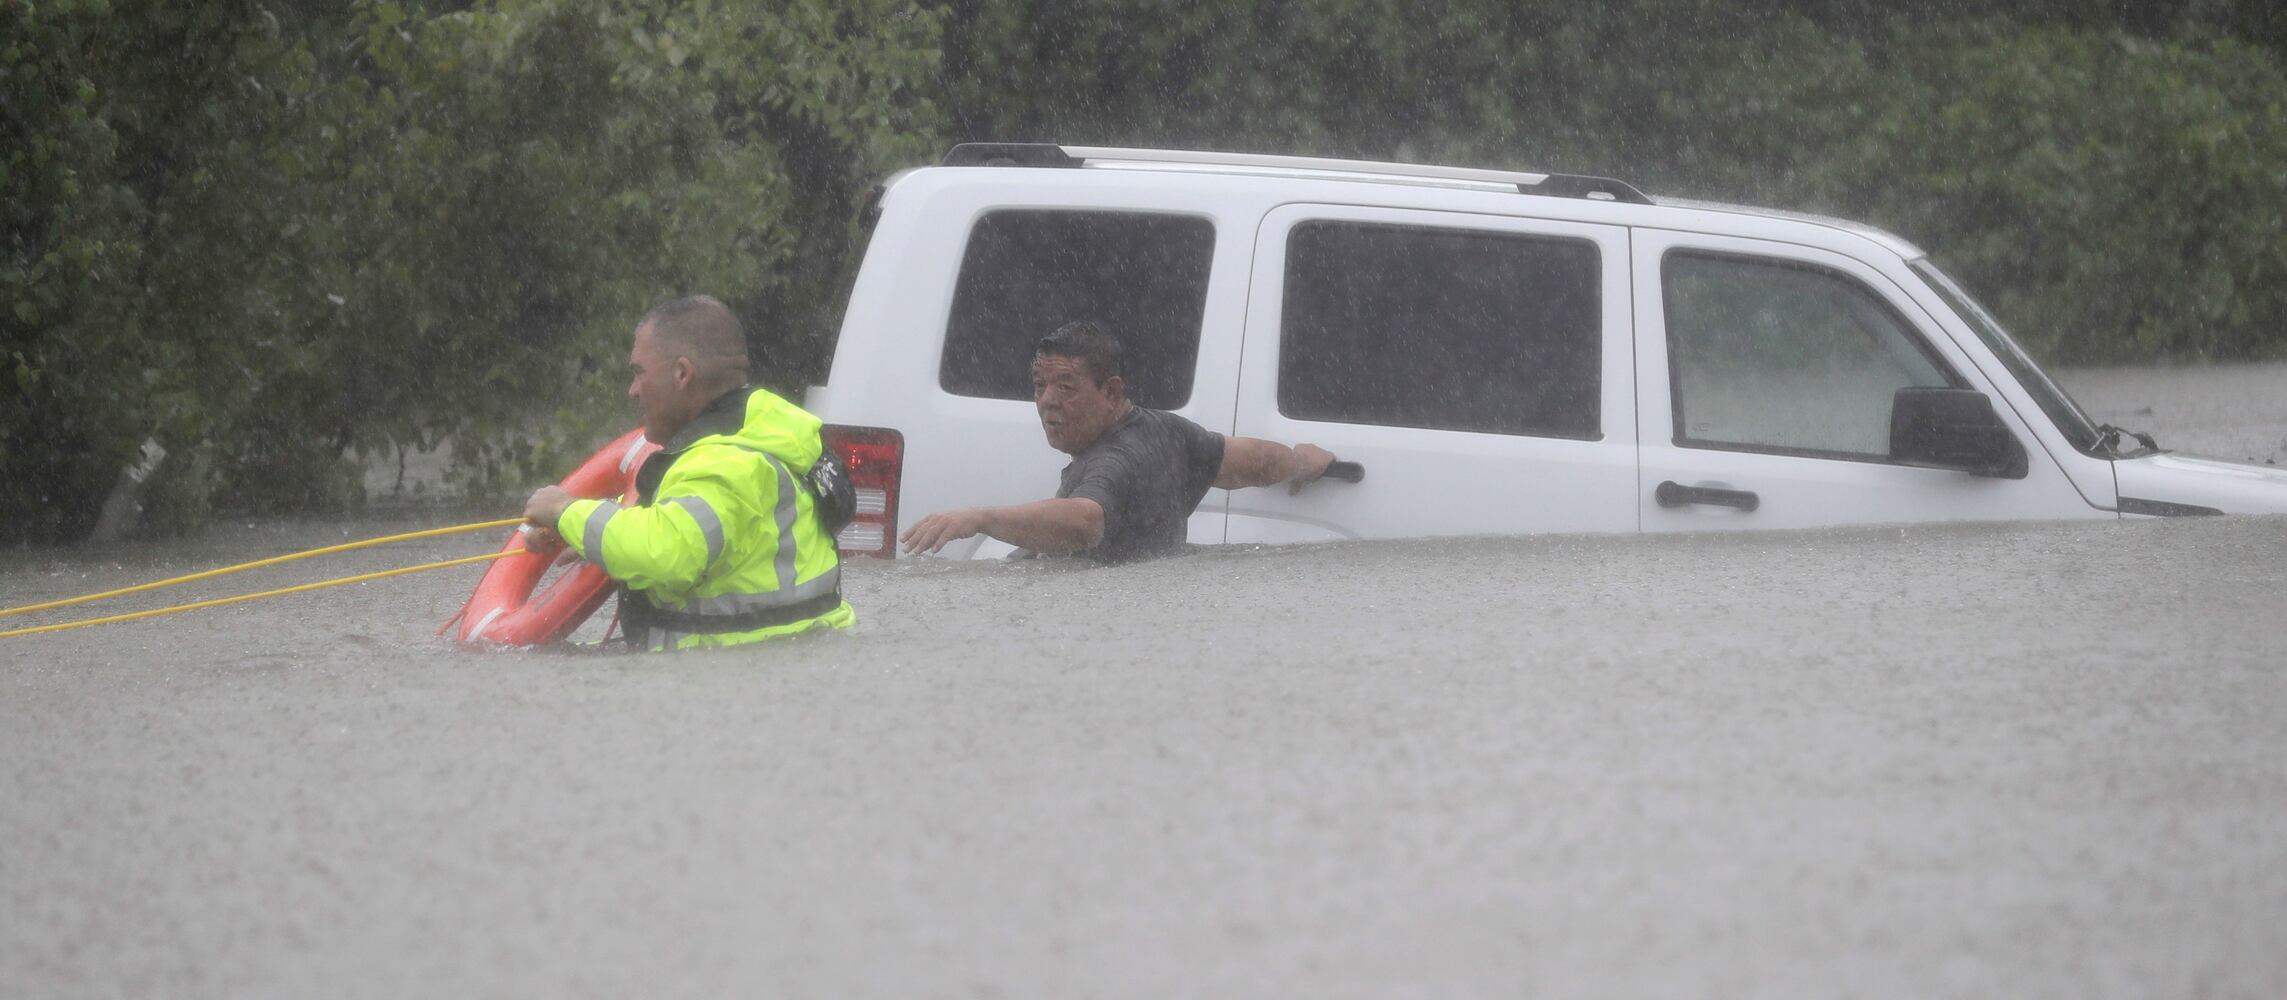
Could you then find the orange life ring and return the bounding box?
[455,429,660,646]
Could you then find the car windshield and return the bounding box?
[1909,259,2105,455]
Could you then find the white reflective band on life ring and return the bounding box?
[619,434,650,475]
[469,606,509,643]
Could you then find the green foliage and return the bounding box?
[3,0,939,543]
[2,0,239,543]
[1862,25,2287,362]
[938,0,2287,364]
[263,0,941,506]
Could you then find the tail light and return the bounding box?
[822,424,903,558]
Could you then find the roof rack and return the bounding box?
[940,142,1652,205]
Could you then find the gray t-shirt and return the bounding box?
[1056,407,1227,563]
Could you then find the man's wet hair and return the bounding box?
[1035,320,1123,385]
[645,294,749,385]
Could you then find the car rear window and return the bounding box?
[1278,221,1602,439]
[939,210,1214,409]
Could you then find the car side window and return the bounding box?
[1279,221,1601,439]
[939,210,1214,409]
[1663,251,1956,459]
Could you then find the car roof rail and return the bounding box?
[941,143,1082,168]
[940,142,1652,205]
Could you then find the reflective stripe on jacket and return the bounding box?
[556,386,853,650]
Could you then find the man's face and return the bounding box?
[628,322,697,442]
[1032,353,1124,454]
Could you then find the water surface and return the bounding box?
[2,365,2283,998]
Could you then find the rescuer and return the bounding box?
[522,295,853,650]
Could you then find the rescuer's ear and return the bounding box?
[1101,374,1125,404]
[671,354,697,389]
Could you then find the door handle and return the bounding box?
[1322,460,1365,483]
[1655,480,1759,512]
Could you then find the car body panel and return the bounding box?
[1628,228,2110,531]
[2115,453,2287,515]
[1226,204,1639,543]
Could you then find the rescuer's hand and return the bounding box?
[1287,443,1336,495]
[899,507,987,555]
[519,523,565,554]
[523,485,574,531]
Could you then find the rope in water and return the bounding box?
[0,550,519,639]
[0,517,524,619]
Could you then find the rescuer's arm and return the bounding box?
[899,497,1104,555]
[549,468,751,590]
[1214,437,1335,493]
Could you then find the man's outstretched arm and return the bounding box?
[1215,437,1335,492]
[899,496,1105,555]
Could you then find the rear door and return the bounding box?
[916,202,1244,557]
[1227,206,1638,542]
[1632,230,2100,530]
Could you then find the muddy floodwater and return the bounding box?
[4,364,2285,998]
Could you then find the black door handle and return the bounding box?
[1655,480,1759,512]
[1321,460,1364,483]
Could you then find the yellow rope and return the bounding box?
[0,517,525,618]
[0,550,518,640]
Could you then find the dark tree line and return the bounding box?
[7,0,2285,542]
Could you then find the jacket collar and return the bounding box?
[659,385,754,453]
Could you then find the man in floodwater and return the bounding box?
[900,320,1336,563]
[523,295,853,650]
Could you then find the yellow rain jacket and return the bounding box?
[556,386,853,650]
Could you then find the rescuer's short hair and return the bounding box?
[644,295,749,382]
[1034,320,1123,386]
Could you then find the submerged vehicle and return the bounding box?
[805,144,2287,557]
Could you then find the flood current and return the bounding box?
[4,364,2284,998]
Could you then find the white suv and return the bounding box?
[806,144,2287,557]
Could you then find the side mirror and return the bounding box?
[1890,387,2027,478]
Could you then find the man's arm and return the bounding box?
[900,496,1105,555]
[1214,437,1336,491]
[523,472,729,590]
